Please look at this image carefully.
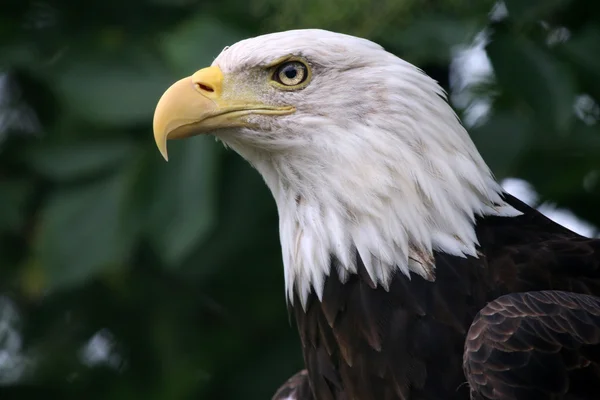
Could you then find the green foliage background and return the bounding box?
[0,0,599,398]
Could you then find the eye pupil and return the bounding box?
[284,67,297,79]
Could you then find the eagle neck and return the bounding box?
[253,149,522,310]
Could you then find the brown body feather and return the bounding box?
[274,194,600,400]
[464,291,600,400]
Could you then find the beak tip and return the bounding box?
[154,130,170,162]
[158,145,169,162]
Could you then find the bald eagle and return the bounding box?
[153,30,600,400]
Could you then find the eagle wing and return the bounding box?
[463,290,600,399]
[272,369,314,400]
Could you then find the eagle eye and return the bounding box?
[271,60,310,89]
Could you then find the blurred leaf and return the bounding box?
[503,0,571,23]
[148,0,197,5]
[34,169,134,289]
[0,42,38,69]
[143,137,220,267]
[515,122,600,216]
[20,259,47,300]
[394,15,479,64]
[160,16,245,74]
[0,180,32,232]
[178,156,281,280]
[561,25,600,75]
[487,31,575,132]
[51,50,174,126]
[470,111,531,178]
[555,124,600,155]
[24,140,136,181]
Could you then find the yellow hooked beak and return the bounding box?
[153,66,295,161]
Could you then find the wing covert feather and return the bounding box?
[464,291,600,400]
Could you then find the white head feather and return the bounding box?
[209,29,521,308]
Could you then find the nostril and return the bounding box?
[196,83,214,93]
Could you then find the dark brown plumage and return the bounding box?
[464,291,600,400]
[274,194,600,400]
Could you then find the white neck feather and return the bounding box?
[218,57,521,310]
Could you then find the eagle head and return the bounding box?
[153,29,520,307]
